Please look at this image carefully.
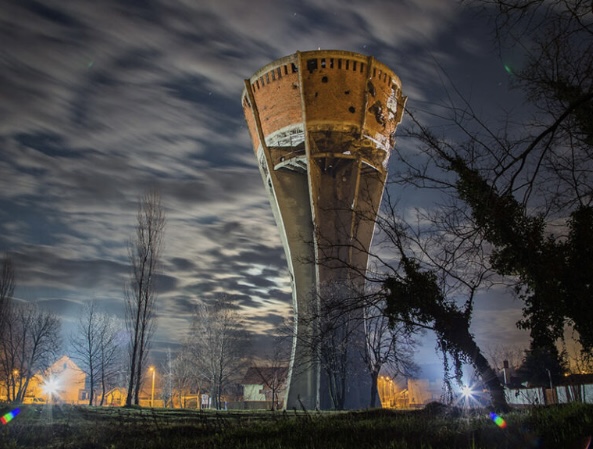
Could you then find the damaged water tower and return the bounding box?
[242,50,406,410]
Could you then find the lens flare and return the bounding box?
[489,411,507,429]
[1,408,20,425]
[42,376,60,396]
[461,385,474,398]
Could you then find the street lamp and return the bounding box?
[149,366,156,407]
[12,369,18,401]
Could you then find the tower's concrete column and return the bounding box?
[242,50,406,410]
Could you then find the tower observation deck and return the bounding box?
[242,50,406,410]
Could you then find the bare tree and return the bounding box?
[398,0,593,354]
[0,255,15,398]
[363,300,419,408]
[0,302,61,402]
[159,348,174,408]
[295,281,373,410]
[317,285,360,410]
[252,336,290,411]
[171,348,201,408]
[311,176,509,409]
[97,314,123,405]
[70,301,122,405]
[484,344,525,385]
[70,301,100,405]
[187,297,251,410]
[125,190,166,406]
[0,255,14,337]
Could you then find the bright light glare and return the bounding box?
[42,377,60,396]
[461,385,474,398]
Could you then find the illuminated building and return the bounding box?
[242,50,406,409]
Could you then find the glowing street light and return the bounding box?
[11,369,19,401]
[460,385,473,398]
[149,366,155,407]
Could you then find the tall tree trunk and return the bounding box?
[369,371,380,408]
[126,319,140,406]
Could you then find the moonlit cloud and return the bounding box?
[0,0,521,369]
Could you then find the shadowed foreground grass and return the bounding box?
[1,403,593,448]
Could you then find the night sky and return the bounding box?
[0,0,529,374]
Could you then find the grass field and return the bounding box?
[1,402,593,448]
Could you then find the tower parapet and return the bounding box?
[242,50,406,410]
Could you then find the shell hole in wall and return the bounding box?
[322,76,328,83]
[349,106,356,113]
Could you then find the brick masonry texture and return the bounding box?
[242,50,406,161]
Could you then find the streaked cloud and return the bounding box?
[0,0,519,367]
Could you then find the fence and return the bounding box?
[505,384,593,406]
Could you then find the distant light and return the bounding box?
[504,64,513,75]
[489,411,507,429]
[42,377,60,396]
[1,408,20,425]
[461,385,474,398]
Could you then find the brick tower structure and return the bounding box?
[242,50,406,410]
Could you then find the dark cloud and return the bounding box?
[0,0,525,367]
[168,257,196,272]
